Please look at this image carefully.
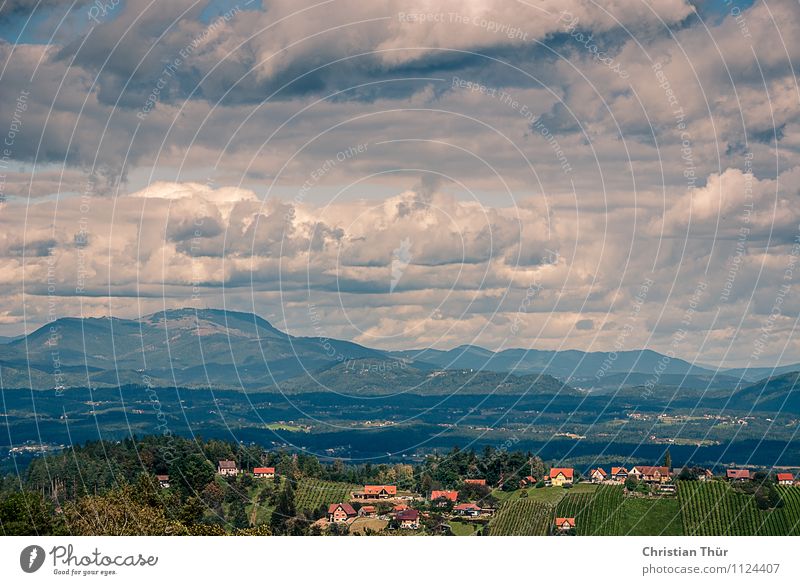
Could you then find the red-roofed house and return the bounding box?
[589,468,607,483]
[328,503,357,523]
[726,469,752,481]
[393,503,409,512]
[156,474,170,488]
[253,467,275,479]
[630,466,672,483]
[777,473,794,486]
[395,509,420,529]
[453,502,482,517]
[355,485,398,500]
[430,490,458,504]
[520,475,537,487]
[611,467,629,482]
[555,517,576,531]
[464,478,487,486]
[549,468,574,487]
[358,505,377,517]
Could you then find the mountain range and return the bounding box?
[0,308,797,394]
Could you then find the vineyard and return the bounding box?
[488,498,553,535]
[293,478,359,514]
[555,486,624,535]
[678,482,800,535]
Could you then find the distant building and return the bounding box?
[430,490,458,504]
[549,468,574,487]
[328,503,357,523]
[555,517,575,531]
[253,467,275,479]
[353,485,398,500]
[589,468,607,483]
[630,466,672,483]
[217,460,239,476]
[453,503,481,517]
[726,469,752,482]
[464,478,487,486]
[358,505,378,518]
[395,509,420,529]
[611,467,629,482]
[156,474,170,488]
[776,472,794,486]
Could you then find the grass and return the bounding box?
[348,517,389,535]
[616,497,683,535]
[449,520,480,536]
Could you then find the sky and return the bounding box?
[0,0,798,367]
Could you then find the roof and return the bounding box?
[395,509,419,521]
[464,478,486,485]
[611,467,628,475]
[364,485,397,495]
[454,502,481,511]
[590,468,607,476]
[776,473,794,481]
[156,474,169,481]
[328,503,357,515]
[555,517,575,527]
[632,466,670,475]
[549,467,574,480]
[218,460,237,469]
[360,505,377,512]
[393,503,409,511]
[253,467,275,474]
[431,490,458,502]
[727,469,752,479]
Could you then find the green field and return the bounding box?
[294,478,359,514]
[555,485,624,535]
[487,498,553,535]
[616,497,683,535]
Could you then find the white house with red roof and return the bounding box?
[353,485,398,500]
[430,490,459,504]
[549,468,574,487]
[253,467,275,479]
[328,503,357,523]
[453,502,482,517]
[555,517,576,531]
[589,468,607,483]
[776,472,794,485]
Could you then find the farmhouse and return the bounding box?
[520,475,537,487]
[358,505,378,517]
[253,467,275,479]
[217,460,239,476]
[395,509,420,529]
[697,468,714,481]
[328,503,357,523]
[726,469,752,481]
[555,517,576,531]
[464,478,487,486]
[589,468,607,483]
[430,490,459,504]
[353,485,398,500]
[453,502,482,517]
[549,467,574,487]
[611,467,629,482]
[776,472,794,486]
[630,466,672,483]
[156,474,170,488]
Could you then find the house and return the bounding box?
[453,503,482,517]
[697,468,714,482]
[520,475,537,487]
[549,467,574,487]
[589,468,607,483]
[217,460,239,476]
[776,473,794,486]
[395,509,420,529]
[659,483,677,495]
[156,474,170,488]
[393,503,409,512]
[430,490,458,504]
[327,503,357,523]
[358,505,378,518]
[611,467,629,482]
[555,517,575,531]
[726,469,752,482]
[630,466,672,483]
[353,485,398,500]
[253,467,275,479]
[464,478,487,486]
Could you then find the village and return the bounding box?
[198,459,800,535]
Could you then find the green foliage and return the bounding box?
[488,499,552,535]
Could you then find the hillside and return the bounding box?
[728,372,800,411]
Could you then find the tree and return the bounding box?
[664,449,672,470]
[270,480,296,534]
